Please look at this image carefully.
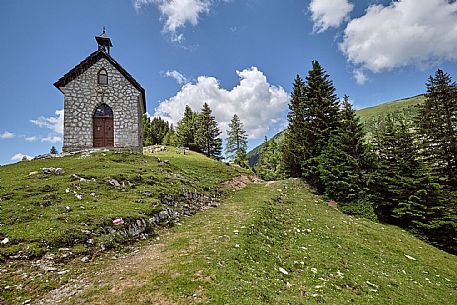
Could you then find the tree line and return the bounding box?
[142,103,248,167]
[267,61,456,254]
[142,62,456,254]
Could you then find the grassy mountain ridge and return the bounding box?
[247,94,425,167]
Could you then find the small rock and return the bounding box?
[311,267,318,274]
[57,270,69,275]
[279,267,289,275]
[22,299,31,305]
[107,178,120,187]
[405,254,416,261]
[71,174,87,181]
[81,256,90,263]
[54,168,65,175]
[41,168,53,174]
[158,211,169,221]
[41,167,65,175]
[366,281,379,288]
[1,237,9,244]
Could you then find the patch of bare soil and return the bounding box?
[36,235,172,305]
[221,175,260,190]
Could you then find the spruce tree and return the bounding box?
[282,75,306,177]
[176,105,198,150]
[371,115,425,223]
[142,116,171,145]
[142,115,152,146]
[149,117,170,144]
[318,96,374,217]
[162,124,176,146]
[417,69,457,188]
[301,61,340,190]
[225,114,248,166]
[196,103,222,159]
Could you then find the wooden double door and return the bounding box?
[93,117,114,147]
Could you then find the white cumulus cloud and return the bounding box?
[24,136,38,142]
[0,131,15,139]
[30,109,64,135]
[154,67,289,139]
[309,0,354,33]
[134,0,212,42]
[163,70,188,84]
[41,135,62,144]
[11,153,32,162]
[340,0,457,72]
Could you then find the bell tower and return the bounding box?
[95,27,113,54]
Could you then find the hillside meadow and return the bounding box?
[0,149,455,304]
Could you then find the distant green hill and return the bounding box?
[247,94,425,167]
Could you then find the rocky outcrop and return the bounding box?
[97,187,220,249]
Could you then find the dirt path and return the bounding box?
[36,181,275,304]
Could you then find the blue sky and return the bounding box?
[1,0,457,164]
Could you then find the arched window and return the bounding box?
[98,68,108,85]
[94,103,113,117]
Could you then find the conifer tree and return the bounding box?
[142,115,153,146]
[318,97,374,214]
[371,115,424,223]
[301,61,340,190]
[417,69,457,188]
[142,115,170,146]
[225,114,248,166]
[162,124,176,146]
[370,114,449,229]
[50,146,58,154]
[258,137,283,181]
[196,103,222,159]
[282,75,306,177]
[176,105,198,150]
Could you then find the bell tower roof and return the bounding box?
[95,27,113,54]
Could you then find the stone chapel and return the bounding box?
[54,30,146,152]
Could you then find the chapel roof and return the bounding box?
[54,50,146,112]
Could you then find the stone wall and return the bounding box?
[60,58,143,152]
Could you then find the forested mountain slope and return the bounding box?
[247,94,425,167]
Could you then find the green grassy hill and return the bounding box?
[1,149,455,304]
[0,149,249,261]
[247,94,425,167]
